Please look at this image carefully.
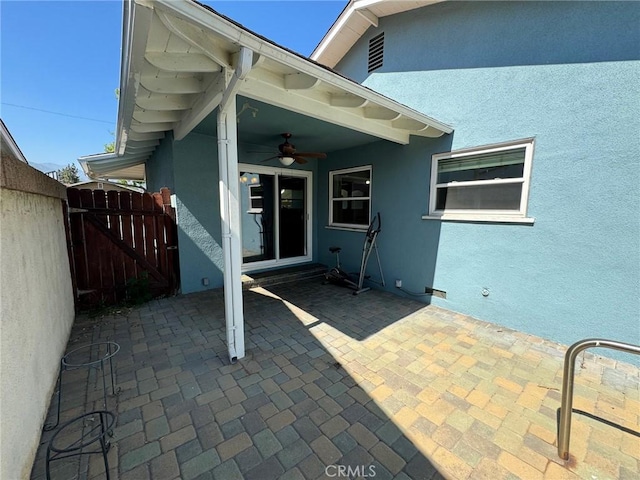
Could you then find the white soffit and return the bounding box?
[311,0,446,68]
[82,0,451,180]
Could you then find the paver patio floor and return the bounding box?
[32,279,639,479]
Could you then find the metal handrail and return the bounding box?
[557,338,640,460]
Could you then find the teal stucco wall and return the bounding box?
[147,131,225,294]
[326,1,640,354]
[145,131,175,193]
[146,126,318,294]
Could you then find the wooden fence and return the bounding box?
[66,187,179,309]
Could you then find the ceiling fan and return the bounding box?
[259,133,327,166]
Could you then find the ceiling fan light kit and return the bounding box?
[258,133,328,166]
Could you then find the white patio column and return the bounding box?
[217,48,252,362]
[217,97,244,362]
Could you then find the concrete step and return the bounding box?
[242,264,326,290]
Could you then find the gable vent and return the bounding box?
[368,32,384,73]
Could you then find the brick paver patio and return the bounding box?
[32,279,639,479]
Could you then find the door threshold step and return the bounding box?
[242,264,326,290]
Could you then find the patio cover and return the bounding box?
[79,0,452,362]
[79,0,452,180]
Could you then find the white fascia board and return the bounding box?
[311,0,383,64]
[311,3,358,64]
[154,0,452,136]
[78,151,145,170]
[78,159,93,178]
[117,0,154,156]
[0,120,28,163]
[78,154,145,181]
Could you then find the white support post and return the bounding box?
[217,47,253,362]
[218,94,245,362]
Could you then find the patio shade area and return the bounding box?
[32,279,639,479]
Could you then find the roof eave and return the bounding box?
[311,0,447,68]
[155,0,452,135]
[82,0,452,180]
[1,119,29,164]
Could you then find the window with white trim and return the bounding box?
[429,139,534,221]
[247,184,263,213]
[329,166,372,228]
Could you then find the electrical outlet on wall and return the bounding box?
[395,279,402,288]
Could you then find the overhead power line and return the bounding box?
[1,102,113,125]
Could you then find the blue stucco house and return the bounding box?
[81,0,639,362]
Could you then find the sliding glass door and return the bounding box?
[239,165,312,271]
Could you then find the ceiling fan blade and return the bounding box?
[294,152,327,159]
[260,156,279,162]
[293,156,308,165]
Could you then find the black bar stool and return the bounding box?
[44,341,119,431]
[45,410,115,480]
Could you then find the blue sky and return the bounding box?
[1,0,345,173]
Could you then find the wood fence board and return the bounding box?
[93,190,116,304]
[61,200,77,301]
[67,188,88,294]
[79,189,100,303]
[64,187,178,309]
[152,193,168,278]
[131,193,146,279]
[107,190,127,302]
[119,192,138,283]
[142,194,157,278]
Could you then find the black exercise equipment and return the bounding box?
[325,212,385,294]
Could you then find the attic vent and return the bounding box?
[368,32,384,73]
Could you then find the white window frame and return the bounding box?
[329,165,372,230]
[424,138,535,224]
[247,184,263,214]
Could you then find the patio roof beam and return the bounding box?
[155,0,452,135]
[140,75,205,95]
[156,10,232,68]
[126,131,165,142]
[130,121,175,133]
[145,52,221,73]
[329,94,369,108]
[133,110,184,123]
[136,89,195,111]
[173,73,225,141]
[364,107,401,121]
[284,73,320,90]
[240,75,412,144]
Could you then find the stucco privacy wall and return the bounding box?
[146,126,320,294]
[324,1,640,356]
[0,155,75,479]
